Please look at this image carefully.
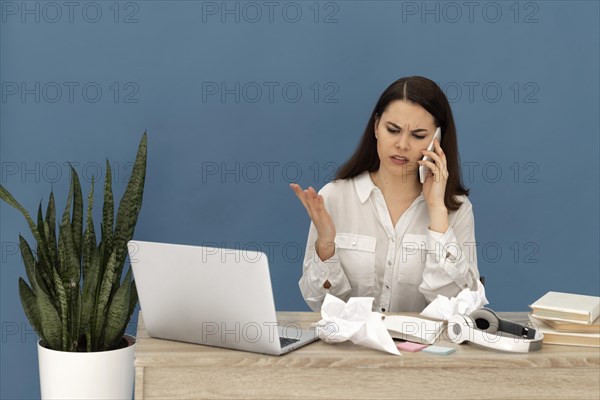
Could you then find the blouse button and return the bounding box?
[352,241,356,246]
[387,261,392,266]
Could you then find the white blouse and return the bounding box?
[298,171,481,313]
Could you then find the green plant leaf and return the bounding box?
[70,165,84,261]
[33,276,63,350]
[44,219,58,273]
[19,236,36,288]
[82,180,96,279]
[70,282,81,351]
[57,216,80,351]
[102,159,114,267]
[34,261,52,300]
[37,201,47,252]
[0,185,52,267]
[58,175,74,277]
[46,191,56,240]
[93,248,118,349]
[36,201,57,303]
[58,217,80,294]
[85,330,92,352]
[51,266,69,351]
[81,180,98,345]
[98,234,105,279]
[102,268,133,350]
[112,133,147,285]
[58,173,81,290]
[45,192,59,269]
[119,270,139,346]
[128,278,138,318]
[81,244,99,341]
[83,218,97,278]
[18,278,44,342]
[60,172,74,224]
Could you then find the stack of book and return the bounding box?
[528,291,600,347]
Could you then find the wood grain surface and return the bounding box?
[135,312,600,399]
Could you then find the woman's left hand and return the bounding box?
[418,139,449,210]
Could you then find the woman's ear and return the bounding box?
[374,114,379,138]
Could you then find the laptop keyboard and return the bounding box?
[280,337,300,348]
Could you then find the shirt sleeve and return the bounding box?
[298,192,352,311]
[418,198,481,302]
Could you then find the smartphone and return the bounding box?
[419,127,442,184]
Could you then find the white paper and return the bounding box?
[315,294,400,355]
[420,280,489,320]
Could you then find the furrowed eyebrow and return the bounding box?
[386,121,428,133]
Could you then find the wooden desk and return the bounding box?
[135,312,600,399]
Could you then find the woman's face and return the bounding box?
[374,100,437,179]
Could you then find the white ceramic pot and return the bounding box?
[37,335,136,400]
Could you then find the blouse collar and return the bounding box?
[353,171,424,204]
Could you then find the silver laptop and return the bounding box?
[128,240,319,355]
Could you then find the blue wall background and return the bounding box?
[1,1,598,398]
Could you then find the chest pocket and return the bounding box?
[398,234,428,285]
[335,233,376,289]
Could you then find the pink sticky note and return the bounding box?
[395,341,428,352]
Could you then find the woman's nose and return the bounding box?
[395,134,409,150]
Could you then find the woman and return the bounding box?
[291,76,480,312]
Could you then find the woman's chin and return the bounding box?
[384,163,419,178]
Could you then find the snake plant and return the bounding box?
[0,133,147,352]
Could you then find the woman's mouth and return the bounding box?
[390,155,409,165]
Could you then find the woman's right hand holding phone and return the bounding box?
[290,183,336,264]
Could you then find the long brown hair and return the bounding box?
[336,76,469,210]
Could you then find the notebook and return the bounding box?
[129,240,319,355]
[383,315,446,345]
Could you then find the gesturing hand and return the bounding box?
[290,183,336,267]
[290,183,336,242]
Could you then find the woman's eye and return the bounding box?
[413,134,426,139]
[387,127,400,134]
